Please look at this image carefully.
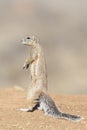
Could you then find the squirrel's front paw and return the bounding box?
[23,63,29,69]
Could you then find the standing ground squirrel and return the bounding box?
[20,35,83,122]
[22,35,47,110]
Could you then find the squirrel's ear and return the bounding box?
[32,36,35,40]
[32,35,39,43]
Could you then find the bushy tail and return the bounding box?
[59,112,83,122]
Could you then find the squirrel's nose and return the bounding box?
[21,39,26,45]
[21,39,24,44]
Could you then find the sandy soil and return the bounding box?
[0,88,87,130]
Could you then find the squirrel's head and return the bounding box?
[22,35,39,46]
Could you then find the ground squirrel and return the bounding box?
[20,35,83,122]
[22,35,47,110]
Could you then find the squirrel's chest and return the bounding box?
[30,59,42,77]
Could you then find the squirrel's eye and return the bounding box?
[27,37,30,39]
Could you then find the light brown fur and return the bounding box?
[22,36,47,110]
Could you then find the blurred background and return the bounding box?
[0,0,87,94]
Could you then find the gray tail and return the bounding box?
[60,112,83,122]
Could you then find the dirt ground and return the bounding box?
[0,88,87,130]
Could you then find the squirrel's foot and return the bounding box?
[19,108,33,112]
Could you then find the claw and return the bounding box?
[23,64,29,69]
